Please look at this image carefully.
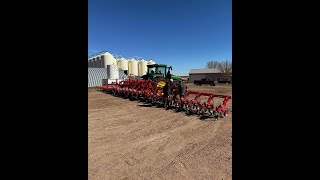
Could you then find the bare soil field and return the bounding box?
[88,84,232,180]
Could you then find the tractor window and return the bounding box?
[148,67,155,74]
[156,67,166,75]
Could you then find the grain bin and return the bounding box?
[88,59,91,67]
[147,60,155,65]
[113,57,117,65]
[117,58,128,70]
[93,57,97,68]
[101,52,116,68]
[107,64,119,80]
[90,59,94,67]
[137,60,141,76]
[128,59,138,76]
[138,59,148,76]
[96,56,101,68]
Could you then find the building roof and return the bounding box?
[189,68,222,74]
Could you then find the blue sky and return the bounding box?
[89,0,231,75]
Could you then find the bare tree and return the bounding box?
[206,59,232,84]
[221,60,232,84]
[206,61,219,69]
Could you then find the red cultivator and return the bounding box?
[98,79,231,120]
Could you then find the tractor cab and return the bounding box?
[141,64,181,82]
[147,64,170,78]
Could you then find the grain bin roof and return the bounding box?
[189,68,222,74]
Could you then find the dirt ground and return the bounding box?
[88,83,232,180]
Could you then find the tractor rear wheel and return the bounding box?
[153,77,159,82]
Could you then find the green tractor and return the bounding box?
[141,64,181,82]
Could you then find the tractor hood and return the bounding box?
[171,74,181,80]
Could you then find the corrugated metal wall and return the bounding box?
[88,68,129,87]
[119,69,128,79]
[88,68,108,87]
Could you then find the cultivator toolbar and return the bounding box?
[98,79,231,120]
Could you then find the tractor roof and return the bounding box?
[147,64,167,67]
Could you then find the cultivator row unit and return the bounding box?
[98,79,231,120]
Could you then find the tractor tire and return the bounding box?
[166,101,172,110]
[154,77,159,82]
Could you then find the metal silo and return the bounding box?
[107,64,119,80]
[93,57,97,68]
[147,60,155,65]
[117,58,128,70]
[101,52,116,68]
[128,59,138,76]
[138,59,148,76]
[96,56,101,68]
[91,58,94,67]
